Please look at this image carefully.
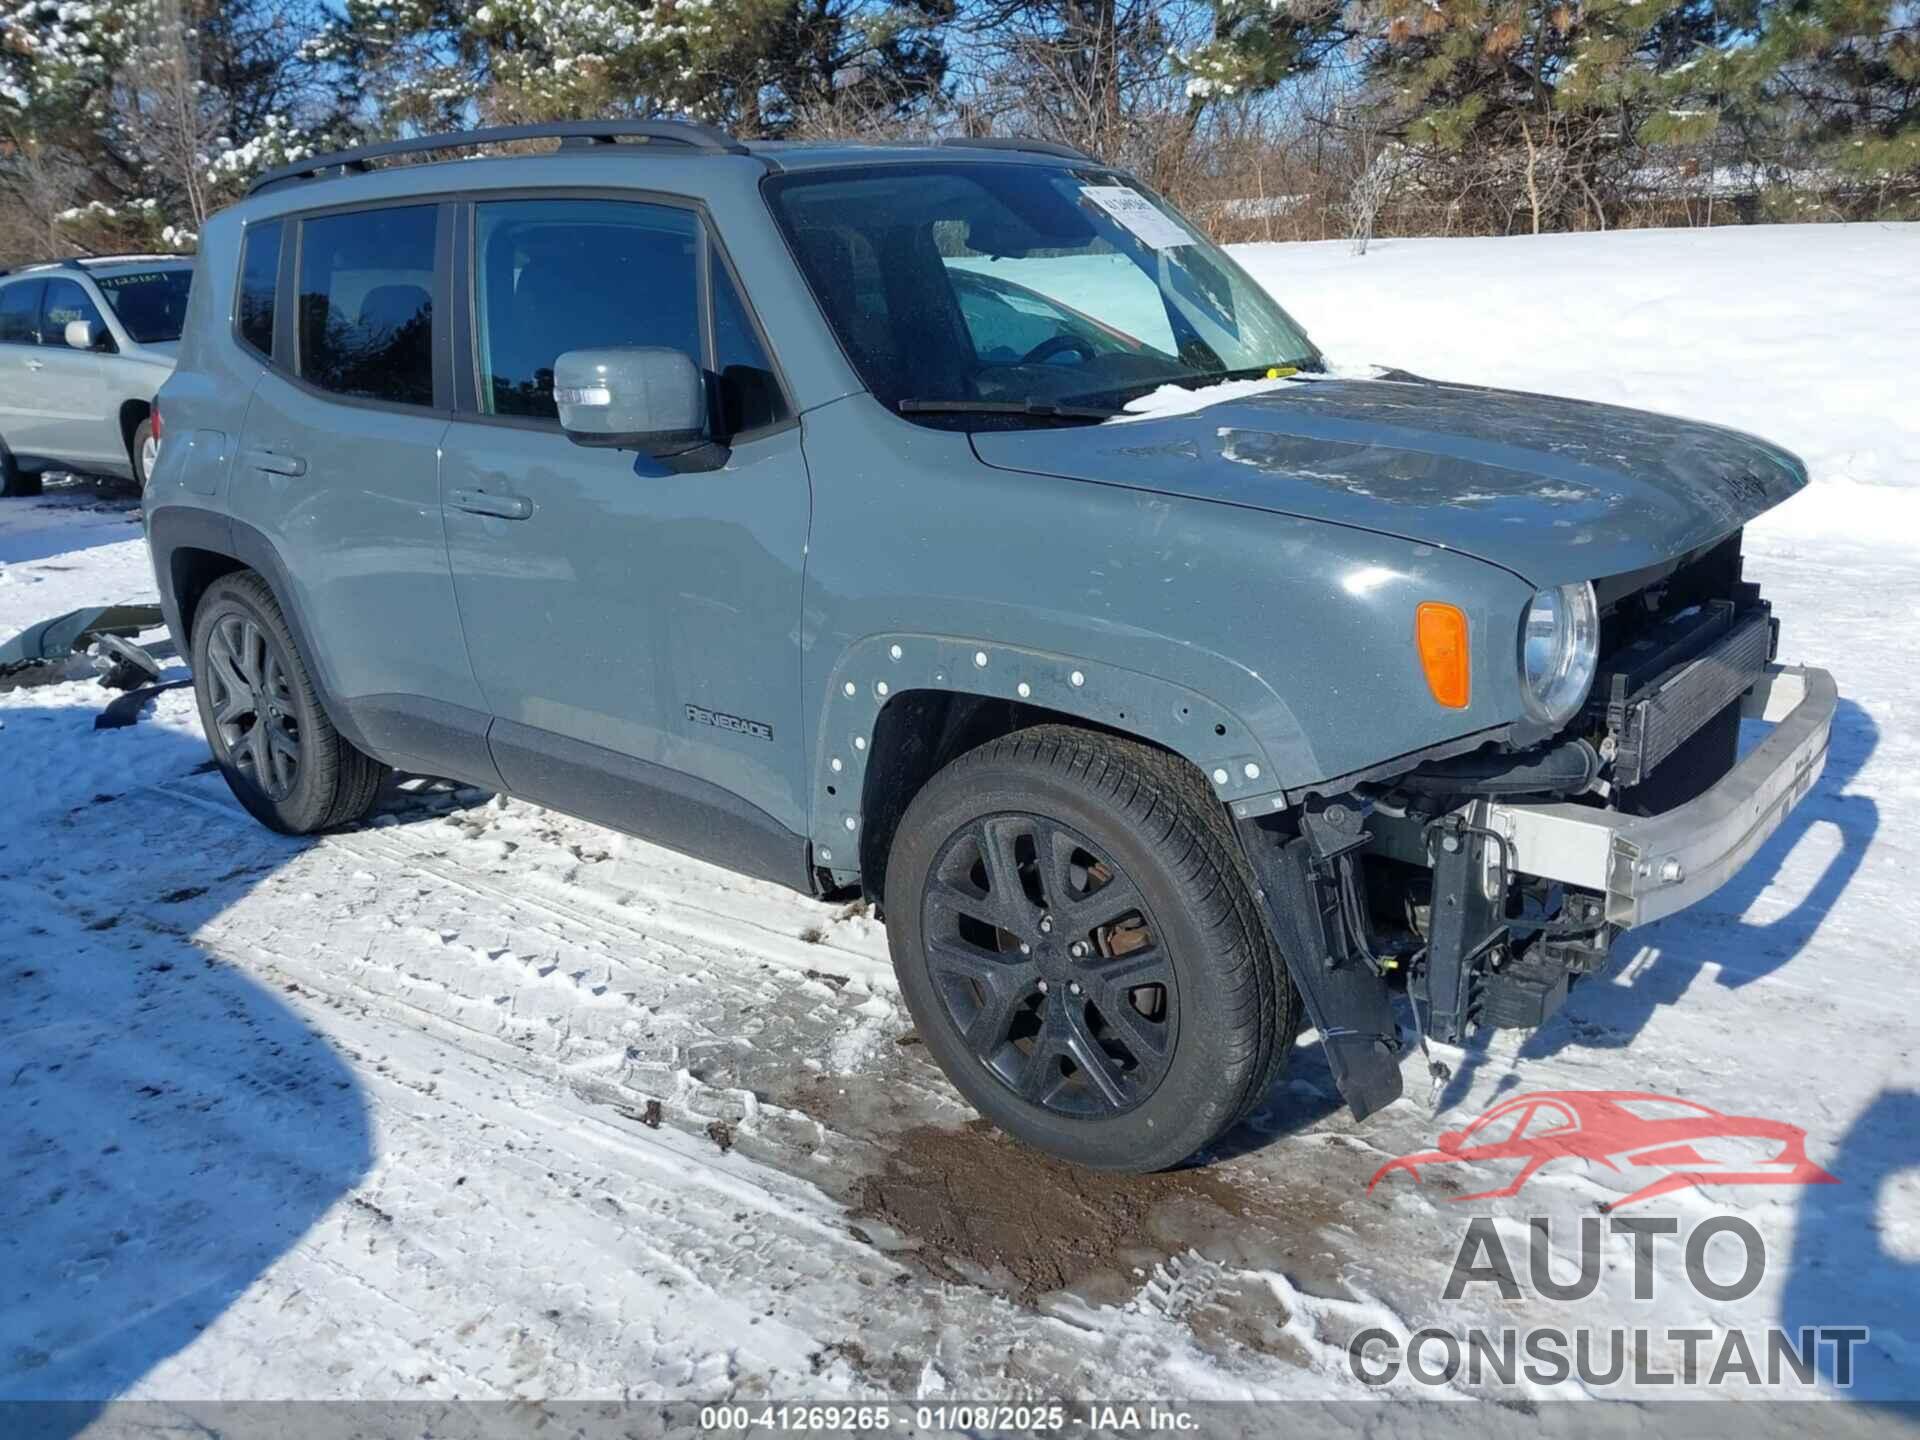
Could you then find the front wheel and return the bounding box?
[190,571,388,834]
[1,436,41,498]
[884,726,1297,1172]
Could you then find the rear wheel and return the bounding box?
[190,572,388,834]
[131,418,159,490]
[885,725,1297,1172]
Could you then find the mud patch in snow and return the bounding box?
[849,1119,1247,1300]
[839,1115,1376,1371]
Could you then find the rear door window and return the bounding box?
[473,198,700,421]
[297,205,437,406]
[92,269,192,343]
[0,280,44,345]
[236,220,283,357]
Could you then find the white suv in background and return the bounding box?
[0,254,193,497]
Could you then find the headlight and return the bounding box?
[1519,581,1599,724]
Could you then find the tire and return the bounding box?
[131,417,158,491]
[884,725,1299,1172]
[190,571,389,834]
[1,437,42,498]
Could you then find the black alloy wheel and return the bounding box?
[205,610,305,802]
[885,726,1299,1172]
[923,812,1178,1116]
[190,571,388,834]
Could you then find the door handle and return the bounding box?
[244,448,307,477]
[448,487,532,520]
[24,359,44,371]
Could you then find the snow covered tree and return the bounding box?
[1174,0,1357,105]
[305,0,948,135]
[1761,0,1919,214]
[2,0,345,257]
[1179,0,1914,225]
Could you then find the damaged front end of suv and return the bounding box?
[1235,523,1834,1120]
[967,341,1836,1131]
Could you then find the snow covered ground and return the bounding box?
[2,223,1916,1418]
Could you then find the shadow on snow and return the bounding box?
[0,710,373,1430]
[1440,695,1879,1104]
[1782,1088,1920,1407]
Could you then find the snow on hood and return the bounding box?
[977,372,1809,585]
[1107,363,1393,423]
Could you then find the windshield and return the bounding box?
[766,163,1318,423]
[91,267,193,344]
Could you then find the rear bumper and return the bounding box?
[1479,664,1835,929]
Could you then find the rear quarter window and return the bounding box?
[236,221,283,357]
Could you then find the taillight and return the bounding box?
[150,401,163,443]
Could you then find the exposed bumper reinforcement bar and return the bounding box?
[1480,664,1835,929]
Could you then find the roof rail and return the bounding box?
[936,136,1098,163]
[80,252,192,265]
[0,256,85,278]
[0,252,191,277]
[247,120,752,197]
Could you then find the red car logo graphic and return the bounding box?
[1367,1090,1838,1210]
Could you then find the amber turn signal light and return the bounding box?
[1416,602,1471,709]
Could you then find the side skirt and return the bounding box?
[488,718,816,896]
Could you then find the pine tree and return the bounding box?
[1181,0,1915,224]
[306,0,947,135]
[2,0,345,255]
[1759,0,1919,214]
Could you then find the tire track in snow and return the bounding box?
[145,776,963,1138]
[141,777,916,1160]
[19,780,1351,1400]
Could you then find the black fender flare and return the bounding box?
[145,504,384,760]
[810,632,1295,883]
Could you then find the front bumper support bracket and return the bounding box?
[1236,822,1405,1121]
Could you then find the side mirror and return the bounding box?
[553,347,727,472]
[65,318,107,351]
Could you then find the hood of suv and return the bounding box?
[970,375,1807,585]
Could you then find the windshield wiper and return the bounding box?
[1186,359,1323,387]
[897,398,1118,422]
[1106,360,1323,411]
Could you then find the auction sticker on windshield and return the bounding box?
[1080,185,1194,249]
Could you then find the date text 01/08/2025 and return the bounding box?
[697,1402,1201,1431]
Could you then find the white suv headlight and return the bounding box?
[1519,581,1599,725]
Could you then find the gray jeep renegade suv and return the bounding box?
[145,121,1835,1171]
[0,254,192,495]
